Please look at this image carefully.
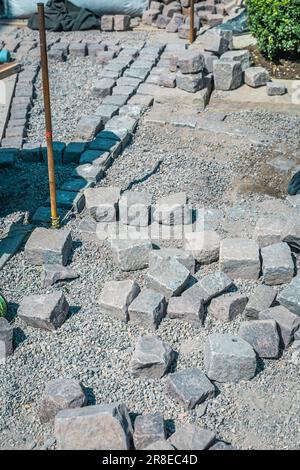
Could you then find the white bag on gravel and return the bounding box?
[2,0,149,18]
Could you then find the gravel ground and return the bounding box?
[0,28,300,451]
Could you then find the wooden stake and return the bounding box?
[37,3,59,229]
[190,0,195,44]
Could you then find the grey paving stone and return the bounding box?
[18,291,69,331]
[176,71,204,93]
[130,334,173,378]
[69,42,86,57]
[25,228,72,266]
[42,264,79,288]
[278,276,300,316]
[101,15,114,31]
[102,94,129,107]
[245,66,269,87]
[110,238,152,272]
[209,293,248,323]
[0,318,13,361]
[167,296,204,325]
[149,247,195,274]
[219,238,260,280]
[220,50,251,71]
[259,305,300,348]
[119,190,152,227]
[128,288,167,329]
[182,271,233,304]
[72,164,104,183]
[168,424,216,450]
[47,190,85,213]
[105,115,138,134]
[99,279,140,322]
[40,378,86,423]
[60,178,92,193]
[84,186,121,222]
[267,82,287,96]
[184,230,220,264]
[128,94,154,107]
[75,115,103,140]
[92,78,115,98]
[177,51,204,74]
[238,319,280,359]
[213,60,243,90]
[254,215,291,248]
[244,285,277,320]
[113,85,136,97]
[204,333,256,383]
[166,368,215,410]
[93,104,119,124]
[209,441,235,450]
[261,242,294,285]
[63,142,86,164]
[153,192,192,225]
[145,257,190,299]
[55,403,133,450]
[143,440,174,450]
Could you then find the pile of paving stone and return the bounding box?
[142,0,246,38]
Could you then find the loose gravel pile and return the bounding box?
[0,28,300,451]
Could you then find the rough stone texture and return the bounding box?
[219,238,260,280]
[130,335,173,378]
[177,51,204,74]
[253,215,300,248]
[55,403,133,450]
[204,333,257,383]
[0,318,13,361]
[99,279,140,322]
[209,441,235,450]
[72,164,104,183]
[128,288,167,329]
[259,305,300,349]
[244,66,269,88]
[101,16,114,32]
[39,378,86,423]
[42,264,79,288]
[133,413,165,450]
[182,271,233,303]
[278,276,300,316]
[145,257,191,299]
[63,142,86,164]
[184,230,220,264]
[209,293,248,323]
[153,192,192,225]
[267,82,287,96]
[143,440,174,450]
[238,319,280,359]
[84,187,121,222]
[176,71,204,93]
[168,424,216,450]
[18,291,69,331]
[167,296,204,324]
[110,238,153,271]
[244,285,277,320]
[149,247,195,274]
[213,60,243,91]
[166,368,215,410]
[220,49,251,71]
[261,242,294,285]
[92,78,115,98]
[25,228,72,266]
[114,15,131,31]
[75,115,103,140]
[119,190,152,226]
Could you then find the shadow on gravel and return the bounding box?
[68,240,83,264]
[13,326,27,350]
[256,356,266,375]
[66,305,81,320]
[6,300,18,322]
[169,351,179,374]
[85,387,96,406]
[124,159,163,193]
[165,418,176,438]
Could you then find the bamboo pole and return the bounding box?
[189,0,195,44]
[37,3,59,229]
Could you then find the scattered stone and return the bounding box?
[18,291,69,331]
[72,164,104,183]
[167,296,204,324]
[220,49,251,71]
[278,276,300,316]
[130,335,173,378]
[261,242,294,285]
[259,305,300,348]
[84,187,121,222]
[176,71,203,93]
[204,333,256,382]
[133,412,165,450]
[69,42,86,58]
[55,403,133,450]
[219,238,260,280]
[101,16,114,32]
[182,271,233,303]
[184,230,220,264]
[0,318,13,362]
[213,60,243,91]
[149,247,195,274]
[25,228,72,266]
[238,319,280,359]
[40,378,87,423]
[209,293,248,323]
[42,264,79,288]
[92,78,115,98]
[166,368,215,410]
[244,66,269,88]
[153,192,191,225]
[267,82,287,96]
[119,190,152,226]
[110,238,152,271]
[114,15,131,31]
[99,279,140,322]
[244,285,277,320]
[254,215,290,248]
[128,288,167,329]
[168,424,216,450]
[75,115,103,140]
[177,51,204,74]
[146,257,190,299]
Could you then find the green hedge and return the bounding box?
[246,0,300,59]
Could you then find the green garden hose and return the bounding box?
[0,294,7,318]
